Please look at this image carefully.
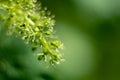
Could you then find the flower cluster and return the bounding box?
[0,0,63,65]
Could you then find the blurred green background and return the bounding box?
[0,0,120,80]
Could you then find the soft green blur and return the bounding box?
[0,0,120,80]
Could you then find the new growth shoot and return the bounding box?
[0,0,64,65]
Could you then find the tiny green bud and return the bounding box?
[32,46,37,51]
[38,54,44,61]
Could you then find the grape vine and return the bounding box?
[0,0,63,65]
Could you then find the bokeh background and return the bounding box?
[0,0,120,80]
